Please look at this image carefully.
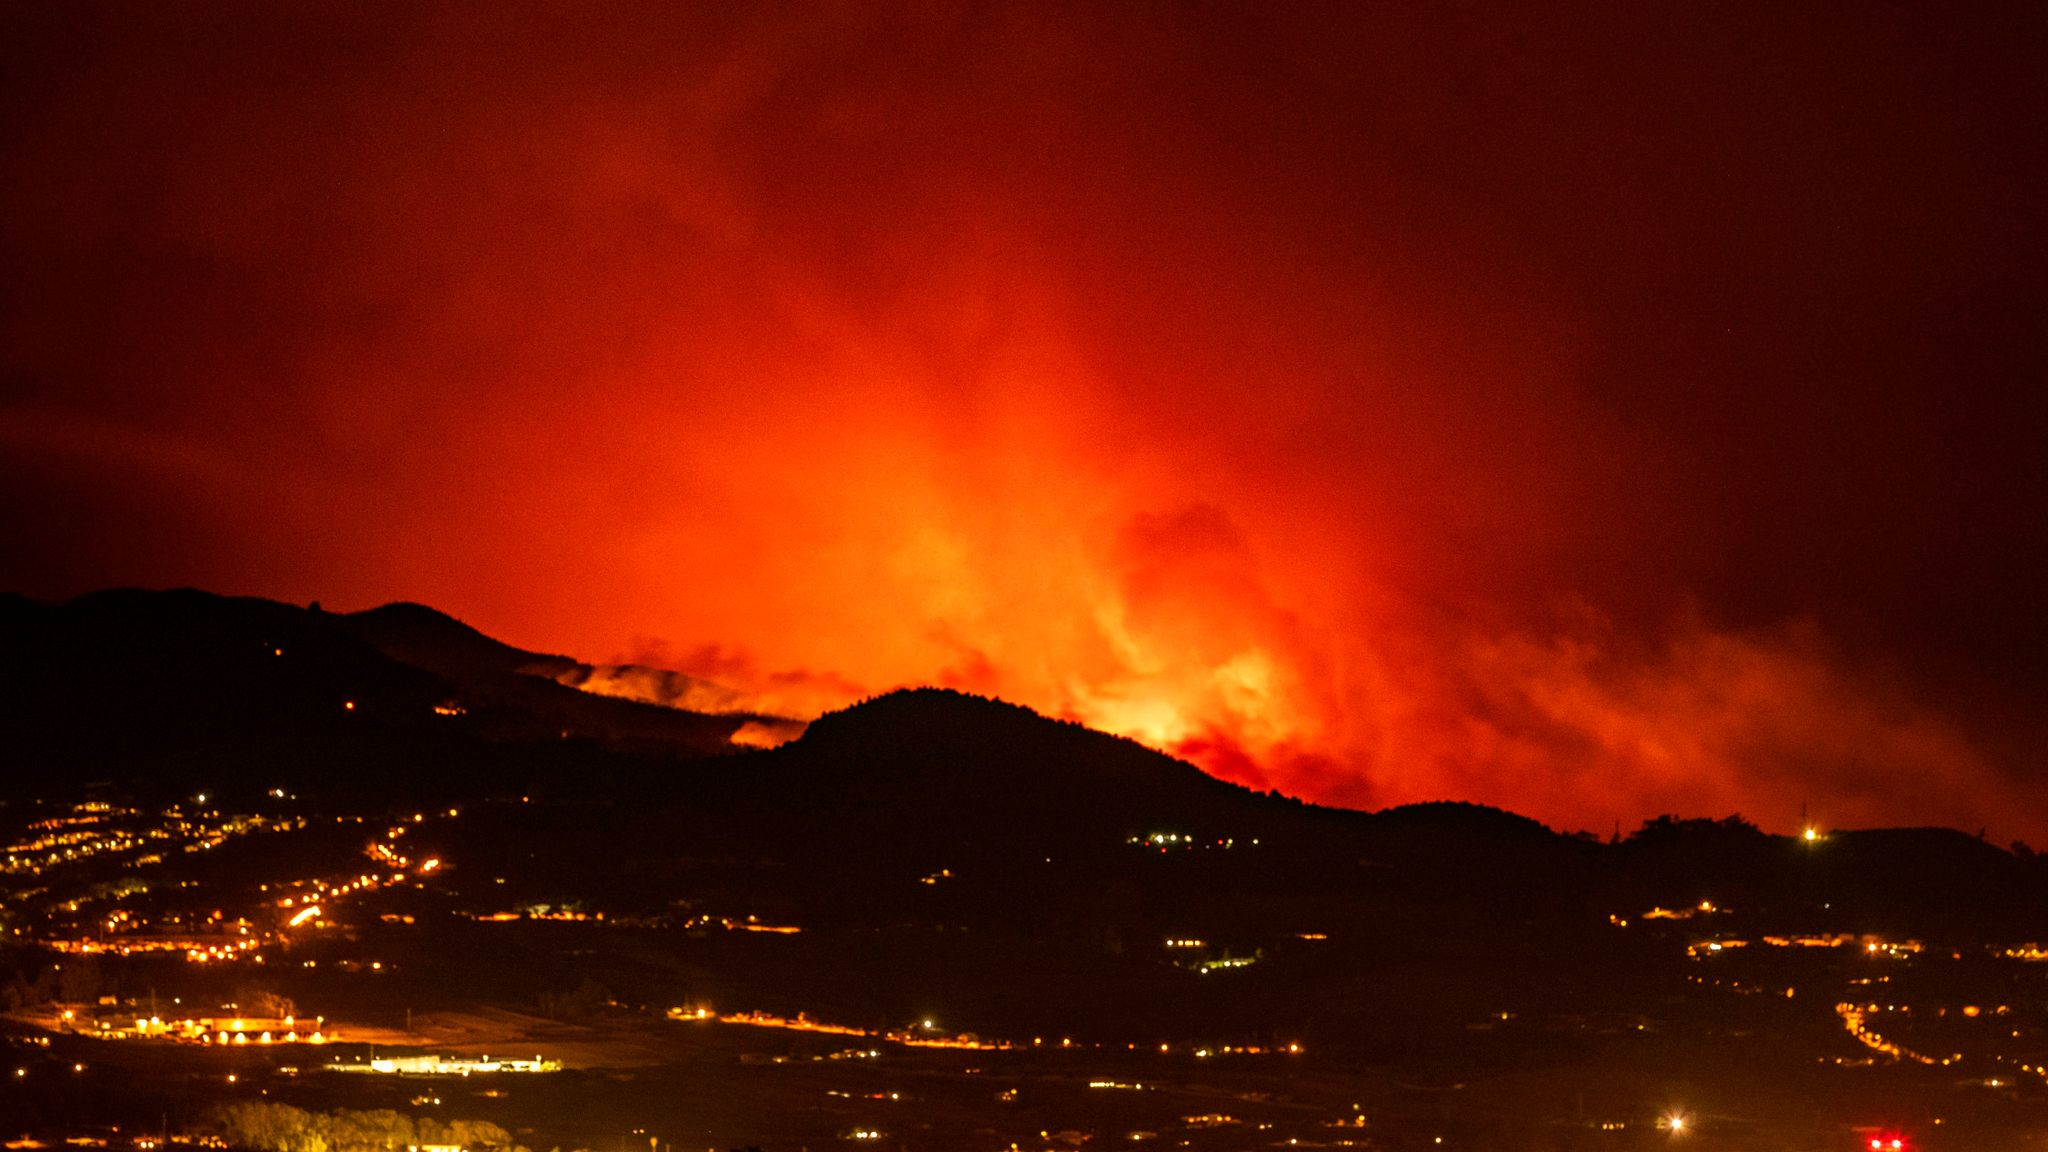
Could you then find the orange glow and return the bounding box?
[174,281,2009,834]
[111,263,2020,835]
[3,6,2038,842]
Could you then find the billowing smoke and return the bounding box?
[3,4,2040,839]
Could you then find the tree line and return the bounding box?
[206,1102,527,1152]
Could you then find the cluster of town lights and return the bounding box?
[7,799,453,968]
[71,1011,330,1045]
[671,1006,1303,1059]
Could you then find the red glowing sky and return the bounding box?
[3,4,2044,839]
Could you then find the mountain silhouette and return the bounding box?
[0,589,776,801]
[3,589,2041,937]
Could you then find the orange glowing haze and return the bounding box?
[2,5,2043,839]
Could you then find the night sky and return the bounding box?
[3,3,2043,839]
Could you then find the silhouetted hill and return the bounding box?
[0,589,766,802]
[336,600,769,755]
[765,687,1262,835]
[0,588,452,798]
[1591,815,2048,936]
[1372,799,1559,839]
[343,602,778,727]
[341,601,577,680]
[1802,826,2039,934]
[740,691,1601,889]
[5,590,2042,941]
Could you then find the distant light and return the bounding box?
[1803,826,1819,842]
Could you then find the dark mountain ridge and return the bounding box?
[0,588,762,801]
[1,587,451,797]
[3,588,2042,936]
[341,600,577,681]
[334,599,779,755]
[768,687,1272,830]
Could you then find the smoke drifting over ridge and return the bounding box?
[3,4,2043,838]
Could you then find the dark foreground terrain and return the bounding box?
[3,590,2047,1151]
